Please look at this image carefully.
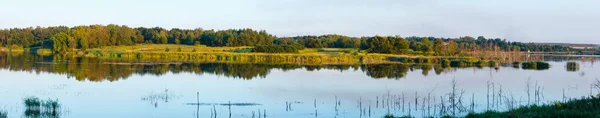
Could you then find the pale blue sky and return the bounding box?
[1,0,598,43]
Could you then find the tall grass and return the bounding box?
[23,97,61,118]
[0,110,6,118]
[465,97,600,118]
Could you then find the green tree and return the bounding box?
[434,39,444,56]
[397,37,410,54]
[51,32,70,52]
[421,37,432,52]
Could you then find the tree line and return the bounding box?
[0,24,573,55]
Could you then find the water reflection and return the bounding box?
[0,53,452,81]
[141,89,181,108]
[1,53,598,81]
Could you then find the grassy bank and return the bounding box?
[4,44,505,66]
[0,46,25,53]
[466,97,600,118]
[68,44,482,65]
[384,96,600,118]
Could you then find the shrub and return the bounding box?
[488,60,497,67]
[252,44,304,53]
[522,61,550,70]
[441,59,451,68]
[566,62,580,72]
[512,61,520,67]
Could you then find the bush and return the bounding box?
[252,44,304,53]
[441,59,451,68]
[488,60,497,67]
[566,62,580,72]
[450,60,476,67]
[512,61,520,67]
[522,61,550,70]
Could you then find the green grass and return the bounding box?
[0,47,25,53]
[465,97,600,118]
[35,49,53,55]
[76,44,447,64]
[67,44,508,65]
[384,97,600,118]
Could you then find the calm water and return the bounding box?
[0,53,599,118]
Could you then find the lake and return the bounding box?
[0,53,599,118]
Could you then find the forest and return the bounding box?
[0,24,578,55]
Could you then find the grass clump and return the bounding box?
[384,114,414,118]
[35,49,53,55]
[23,97,61,118]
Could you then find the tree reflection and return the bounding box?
[361,64,410,79]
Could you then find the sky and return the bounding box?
[0,0,599,44]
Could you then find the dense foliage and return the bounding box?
[0,25,274,51]
[252,44,304,53]
[0,24,577,55]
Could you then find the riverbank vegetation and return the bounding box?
[383,89,600,118]
[66,44,488,65]
[465,96,600,118]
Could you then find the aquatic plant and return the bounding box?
[0,110,7,118]
[24,97,42,108]
[512,61,520,68]
[566,62,580,72]
[521,61,550,70]
[384,114,414,118]
[23,97,61,118]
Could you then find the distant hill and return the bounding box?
[533,43,599,49]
